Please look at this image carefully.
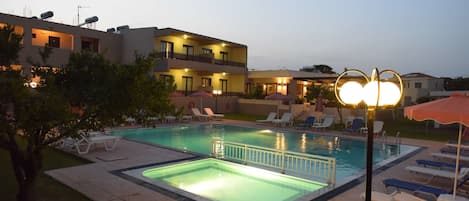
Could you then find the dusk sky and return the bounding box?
[2,0,469,77]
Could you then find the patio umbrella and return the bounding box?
[315,93,325,112]
[190,90,213,111]
[404,93,469,198]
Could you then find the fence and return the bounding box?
[211,137,336,185]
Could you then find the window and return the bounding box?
[81,37,99,52]
[202,48,212,55]
[220,79,228,95]
[220,51,228,64]
[182,76,193,96]
[160,74,173,81]
[201,77,211,87]
[414,82,422,88]
[161,41,174,58]
[183,45,194,60]
[48,36,60,48]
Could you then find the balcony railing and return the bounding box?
[157,51,246,67]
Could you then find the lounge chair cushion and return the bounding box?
[383,178,449,197]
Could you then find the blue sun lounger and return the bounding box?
[440,147,469,156]
[382,178,450,199]
[416,159,467,170]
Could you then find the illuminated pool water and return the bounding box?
[111,124,417,181]
[139,158,327,201]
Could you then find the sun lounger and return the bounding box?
[360,191,426,201]
[312,116,334,131]
[295,116,315,129]
[256,112,277,123]
[359,121,384,135]
[344,118,364,132]
[383,178,450,200]
[441,147,469,156]
[191,108,211,121]
[416,159,467,170]
[432,152,469,162]
[164,115,177,123]
[75,135,121,155]
[204,107,224,120]
[181,115,192,122]
[272,113,292,127]
[406,166,469,183]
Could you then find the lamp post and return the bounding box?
[334,68,403,201]
[212,89,222,113]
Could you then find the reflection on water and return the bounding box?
[275,133,286,150]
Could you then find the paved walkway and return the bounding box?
[46,120,452,201]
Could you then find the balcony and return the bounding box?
[155,51,247,74]
[157,52,246,67]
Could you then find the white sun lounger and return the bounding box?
[204,107,224,120]
[75,135,121,155]
[312,116,334,130]
[256,112,277,123]
[432,152,469,162]
[272,113,292,127]
[406,166,469,183]
[191,108,211,121]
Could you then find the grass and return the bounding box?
[225,113,460,142]
[382,118,459,142]
[1,146,91,201]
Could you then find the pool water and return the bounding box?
[141,158,327,201]
[111,124,416,181]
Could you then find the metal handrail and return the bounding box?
[156,51,246,67]
[211,137,336,185]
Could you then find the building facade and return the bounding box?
[401,72,445,106]
[247,70,337,100]
[1,12,248,96]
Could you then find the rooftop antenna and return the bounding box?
[77,5,89,25]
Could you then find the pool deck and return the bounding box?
[46,120,454,201]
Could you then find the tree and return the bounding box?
[0,25,22,66]
[300,64,336,74]
[305,85,344,123]
[0,25,175,201]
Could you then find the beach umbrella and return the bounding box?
[190,90,213,111]
[404,93,469,198]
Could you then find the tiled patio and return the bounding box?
[46,120,452,201]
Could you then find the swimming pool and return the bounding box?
[111,123,417,182]
[125,158,327,201]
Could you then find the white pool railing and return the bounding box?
[211,137,336,186]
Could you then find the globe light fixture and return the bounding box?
[334,68,403,201]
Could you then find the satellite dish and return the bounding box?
[40,11,53,20]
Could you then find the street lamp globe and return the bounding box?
[338,81,363,105]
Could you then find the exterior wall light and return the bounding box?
[334,68,403,201]
[29,81,38,88]
[184,68,189,73]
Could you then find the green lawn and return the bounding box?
[1,147,91,201]
[225,113,459,142]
